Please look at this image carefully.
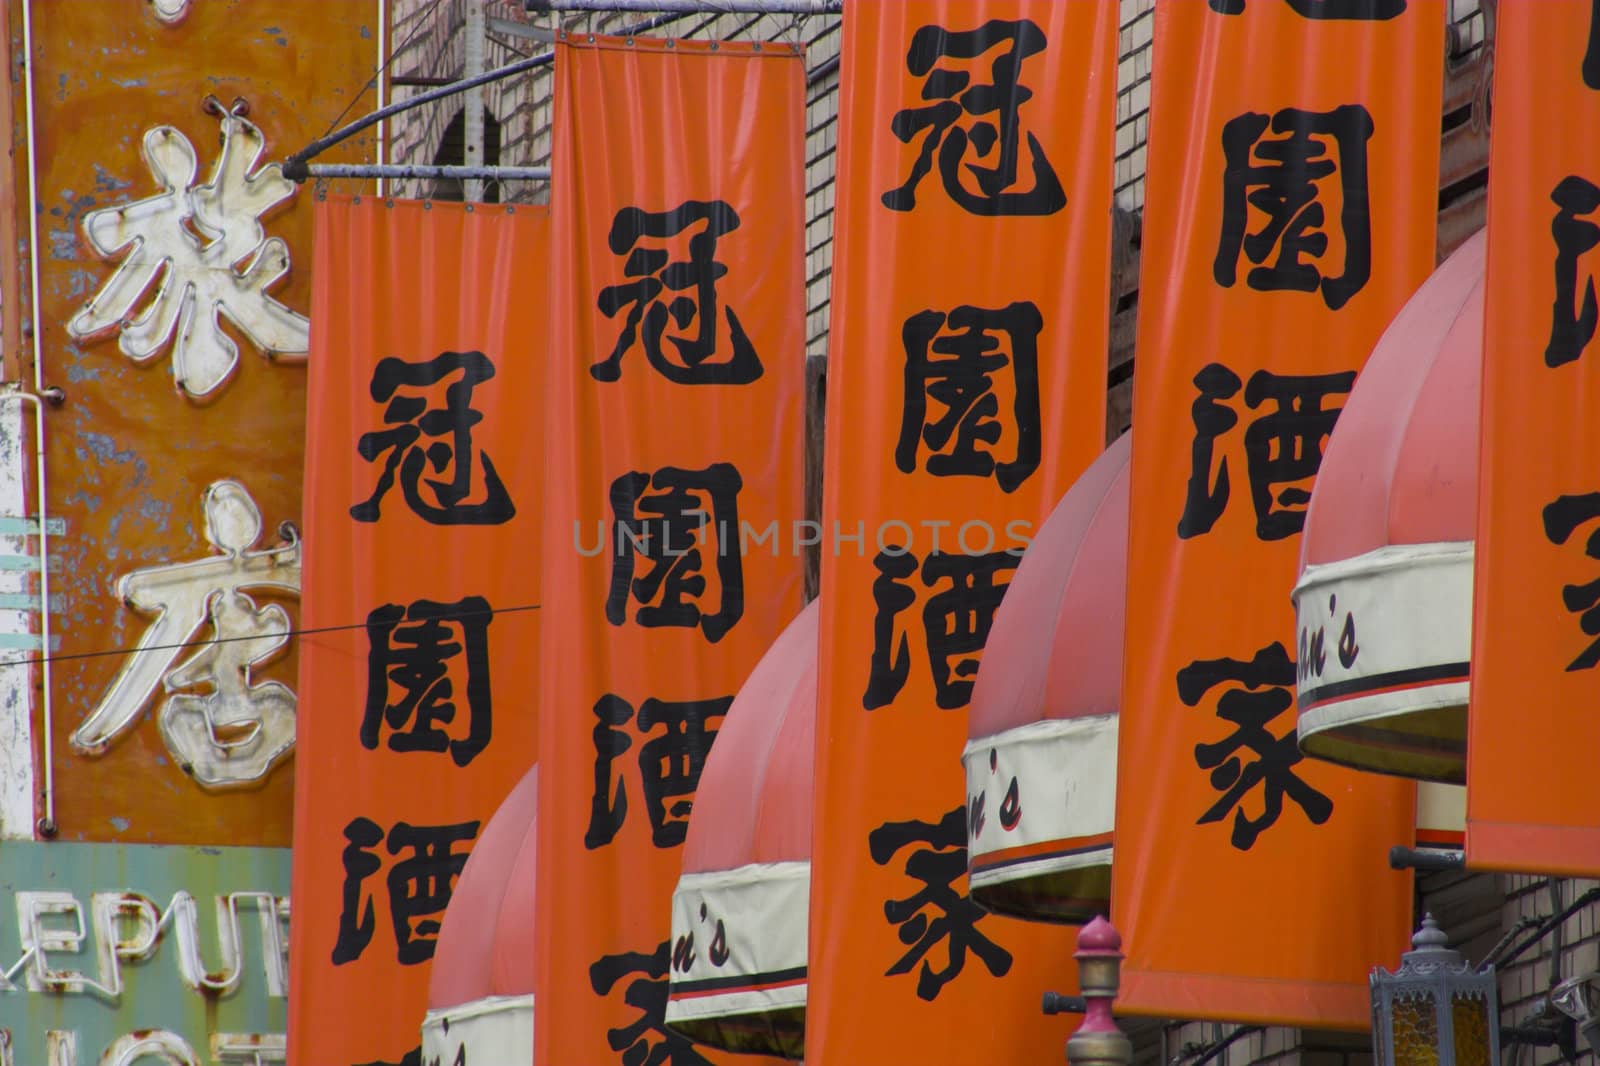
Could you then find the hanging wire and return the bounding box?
[0,603,540,671]
[320,0,447,143]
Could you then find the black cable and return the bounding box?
[286,10,688,178]
[0,603,540,669]
[318,0,447,141]
[1496,886,1600,971]
[1177,1026,1263,1066]
[1479,914,1547,973]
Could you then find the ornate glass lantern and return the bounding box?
[1371,915,1500,1066]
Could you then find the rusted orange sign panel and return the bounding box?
[536,33,806,1066]
[1469,0,1600,876]
[1114,0,1443,1029]
[10,0,377,846]
[807,2,1112,1062]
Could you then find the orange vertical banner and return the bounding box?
[1114,0,1443,1028]
[290,197,545,1065]
[537,34,806,1066]
[1469,0,1600,876]
[809,3,1112,1062]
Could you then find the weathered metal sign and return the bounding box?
[7,0,379,844]
[0,840,290,1064]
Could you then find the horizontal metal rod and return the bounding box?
[1388,844,1465,872]
[1041,992,1087,1016]
[488,15,557,42]
[285,50,552,180]
[287,4,836,178]
[528,0,840,11]
[285,10,685,178]
[389,74,459,87]
[306,163,551,182]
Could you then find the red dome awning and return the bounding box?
[665,600,816,1060]
[963,432,1130,923]
[421,763,536,1062]
[1294,229,1483,785]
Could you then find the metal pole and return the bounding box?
[283,10,688,178]
[527,0,841,10]
[305,163,550,182]
[18,0,59,841]
[1066,917,1132,1066]
[463,0,487,202]
[1388,844,1466,872]
[376,0,389,197]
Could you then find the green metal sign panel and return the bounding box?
[0,841,289,1064]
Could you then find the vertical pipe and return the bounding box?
[1549,878,1565,990]
[20,0,40,397]
[376,0,389,197]
[18,0,54,840]
[463,0,486,202]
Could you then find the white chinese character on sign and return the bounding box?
[152,0,192,23]
[67,106,309,401]
[71,480,300,789]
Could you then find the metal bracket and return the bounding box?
[488,16,556,42]
[1389,844,1466,871]
[304,164,550,183]
[526,0,842,10]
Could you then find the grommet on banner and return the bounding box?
[386,198,396,209]
[465,203,475,212]
[625,36,634,46]
[667,38,676,48]
[353,195,362,205]
[423,201,433,210]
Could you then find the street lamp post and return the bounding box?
[1067,917,1133,1066]
[1371,914,1501,1066]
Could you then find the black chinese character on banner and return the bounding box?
[331,817,480,965]
[594,200,762,385]
[331,816,384,965]
[585,693,731,850]
[354,1050,423,1066]
[869,804,1012,1001]
[1179,642,1332,850]
[1542,493,1600,671]
[864,548,1020,711]
[607,464,745,642]
[1586,0,1600,89]
[1177,362,1355,541]
[1207,0,1405,18]
[590,941,713,1066]
[362,597,493,768]
[883,19,1065,216]
[350,351,515,525]
[897,302,1043,493]
[1214,105,1374,310]
[1546,176,1600,368]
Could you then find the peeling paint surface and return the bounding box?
[13,0,379,846]
[0,403,34,840]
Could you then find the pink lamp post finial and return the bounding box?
[1067,916,1132,1066]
